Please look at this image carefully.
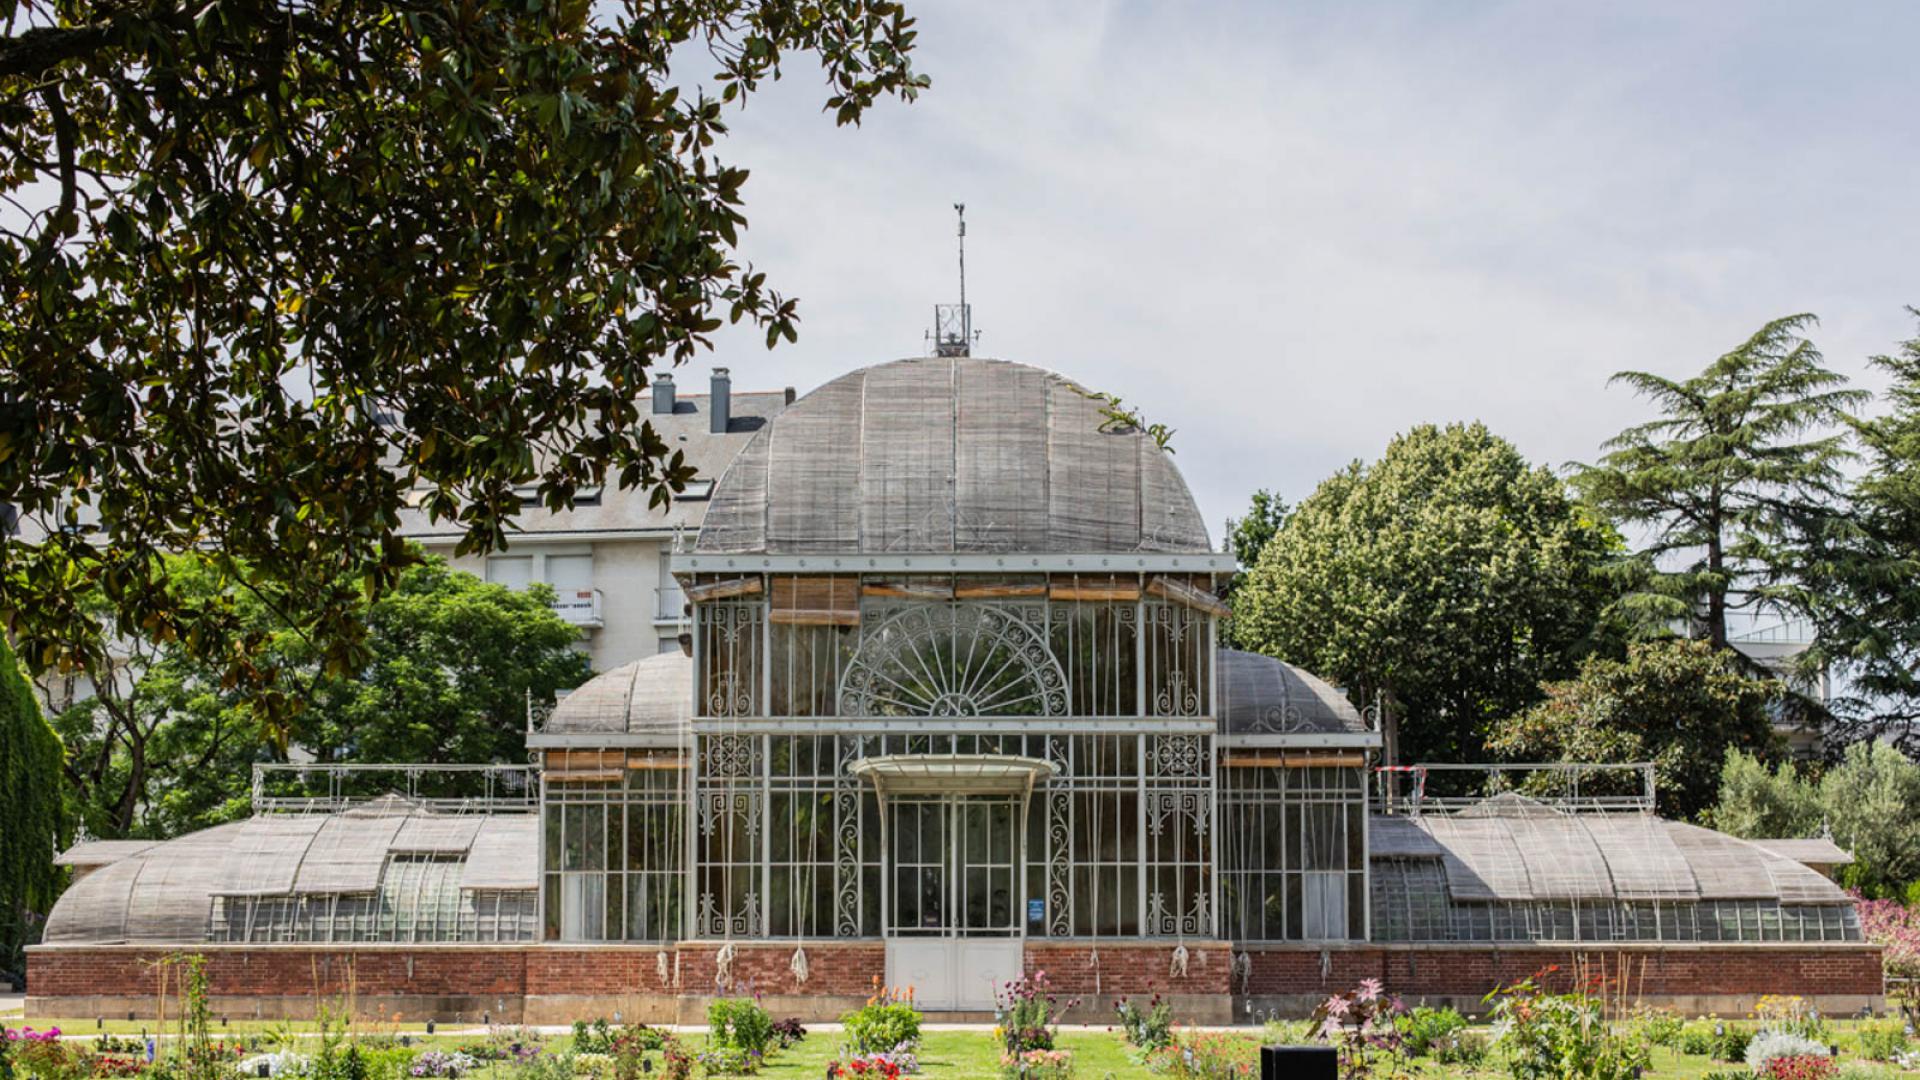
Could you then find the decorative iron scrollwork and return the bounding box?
[839,603,1069,717]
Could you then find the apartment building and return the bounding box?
[395,369,791,673]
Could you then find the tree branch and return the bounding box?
[0,21,115,80]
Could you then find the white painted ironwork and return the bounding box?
[251,763,537,815]
[840,603,1068,717]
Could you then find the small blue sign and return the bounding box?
[1027,898,1045,924]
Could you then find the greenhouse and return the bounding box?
[30,356,1882,1022]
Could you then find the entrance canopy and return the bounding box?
[848,753,1056,797]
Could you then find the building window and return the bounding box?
[486,550,592,592]
[542,749,688,943]
[486,555,534,590]
[692,573,1220,721]
[1220,763,1367,942]
[658,552,687,621]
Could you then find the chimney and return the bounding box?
[651,373,675,415]
[709,368,731,434]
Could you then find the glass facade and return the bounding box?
[208,854,536,943]
[541,748,688,943]
[1219,763,1369,941]
[1370,858,1862,943]
[694,575,1216,721]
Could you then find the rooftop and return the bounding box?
[395,383,791,543]
[695,357,1211,556]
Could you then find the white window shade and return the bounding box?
[546,554,593,590]
[487,556,533,590]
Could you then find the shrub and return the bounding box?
[1628,1005,1683,1048]
[1717,1025,1756,1062]
[362,1046,425,1080]
[8,1027,81,1080]
[1397,1005,1468,1058]
[1758,994,1831,1042]
[1854,1021,1909,1061]
[1484,975,1648,1080]
[1144,1031,1257,1080]
[1837,1062,1900,1080]
[771,1018,807,1050]
[1432,1030,1488,1067]
[995,972,1077,1055]
[1114,990,1174,1051]
[660,1036,693,1080]
[1746,1031,1831,1072]
[573,1019,616,1055]
[1311,979,1407,1077]
[708,998,774,1059]
[1258,1019,1314,1045]
[1678,1023,1716,1056]
[608,1029,658,1080]
[842,984,923,1056]
[696,1046,760,1076]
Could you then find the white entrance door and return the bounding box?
[883,797,1025,1009]
[885,938,1023,1010]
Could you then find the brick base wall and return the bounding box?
[27,941,1883,1022]
[1239,944,1884,1009]
[1023,941,1234,996]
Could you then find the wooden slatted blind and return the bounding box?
[1048,573,1142,602]
[769,576,861,626]
[1146,574,1229,617]
[684,576,763,603]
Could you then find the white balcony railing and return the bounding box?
[549,587,604,628]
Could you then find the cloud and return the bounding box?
[696,0,1920,541]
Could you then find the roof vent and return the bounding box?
[710,368,731,434]
[651,373,675,415]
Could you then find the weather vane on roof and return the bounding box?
[929,203,979,358]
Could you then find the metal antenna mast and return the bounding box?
[956,202,966,316]
[931,203,974,357]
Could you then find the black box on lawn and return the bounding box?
[1259,1044,1336,1080]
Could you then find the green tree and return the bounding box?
[1705,747,1821,840]
[1488,639,1780,821]
[1574,314,1867,651]
[0,633,67,973]
[0,0,925,709]
[1793,311,1920,751]
[52,554,591,839]
[1235,422,1618,765]
[1221,489,1288,648]
[1712,742,1920,897]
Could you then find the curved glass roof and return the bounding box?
[1369,808,1853,905]
[1217,649,1369,735]
[44,798,535,946]
[540,651,692,742]
[695,357,1211,556]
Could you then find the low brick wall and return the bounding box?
[27,940,1884,1023]
[1237,943,1886,1017]
[1024,941,1236,1024]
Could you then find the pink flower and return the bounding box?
[1356,978,1382,1002]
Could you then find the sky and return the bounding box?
[689,1,1920,544]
